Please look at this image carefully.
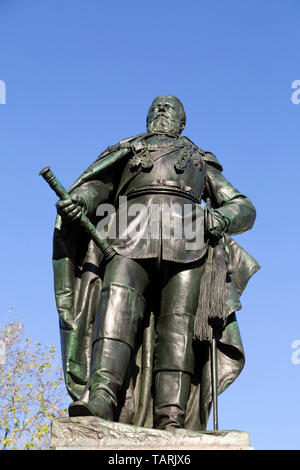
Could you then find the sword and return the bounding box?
[39,167,116,261]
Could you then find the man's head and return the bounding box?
[146,95,186,136]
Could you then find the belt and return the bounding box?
[124,180,200,204]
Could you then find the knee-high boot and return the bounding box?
[153,312,195,429]
[69,282,146,419]
[153,370,192,429]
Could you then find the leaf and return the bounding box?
[0,317,68,450]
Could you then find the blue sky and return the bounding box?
[0,0,299,450]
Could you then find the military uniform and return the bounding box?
[67,132,256,428]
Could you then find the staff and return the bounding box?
[39,167,116,261]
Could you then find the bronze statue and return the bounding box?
[49,96,259,430]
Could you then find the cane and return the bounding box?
[211,327,219,430]
[206,198,219,431]
[39,167,116,261]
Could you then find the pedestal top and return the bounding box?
[50,417,253,450]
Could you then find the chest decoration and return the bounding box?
[174,146,190,172]
[128,139,180,172]
[128,139,205,174]
[129,151,154,171]
[174,146,204,174]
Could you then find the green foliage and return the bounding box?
[0,318,68,450]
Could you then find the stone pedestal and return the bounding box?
[49,417,253,450]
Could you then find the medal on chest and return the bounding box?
[128,137,204,174]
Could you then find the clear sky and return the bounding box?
[0,0,299,450]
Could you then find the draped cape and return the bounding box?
[53,137,260,429]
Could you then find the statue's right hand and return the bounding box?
[56,194,86,221]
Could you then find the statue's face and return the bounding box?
[147,97,183,135]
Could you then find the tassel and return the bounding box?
[194,238,230,341]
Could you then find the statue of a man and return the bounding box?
[53,95,259,430]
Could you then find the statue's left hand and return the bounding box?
[206,210,228,241]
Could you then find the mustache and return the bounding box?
[153,112,174,121]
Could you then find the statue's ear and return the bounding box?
[179,122,186,133]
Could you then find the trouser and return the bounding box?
[87,255,202,428]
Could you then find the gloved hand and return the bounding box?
[206,210,229,241]
[56,193,88,221]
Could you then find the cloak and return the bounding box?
[52,135,260,430]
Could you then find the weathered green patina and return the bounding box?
[51,96,259,430]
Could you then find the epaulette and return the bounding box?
[202,151,223,172]
[119,132,146,147]
[97,133,147,159]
